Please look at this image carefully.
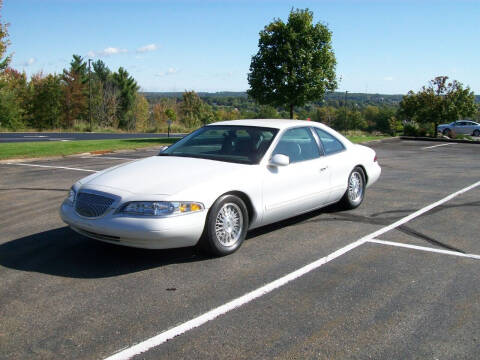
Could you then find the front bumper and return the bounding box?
[60,201,207,249]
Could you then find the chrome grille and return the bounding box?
[75,192,115,218]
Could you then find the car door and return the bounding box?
[464,121,475,135]
[261,127,331,225]
[454,121,467,134]
[313,128,353,203]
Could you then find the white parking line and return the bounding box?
[368,239,480,260]
[422,143,454,150]
[6,162,97,172]
[104,179,480,360]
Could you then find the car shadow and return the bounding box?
[0,227,205,279]
[1,205,341,279]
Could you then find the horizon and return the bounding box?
[4,0,480,95]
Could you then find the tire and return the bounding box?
[473,129,480,137]
[199,194,249,256]
[339,167,366,210]
[443,128,451,137]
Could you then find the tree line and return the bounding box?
[0,3,478,136]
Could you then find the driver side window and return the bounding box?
[272,127,320,163]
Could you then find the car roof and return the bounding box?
[208,119,326,130]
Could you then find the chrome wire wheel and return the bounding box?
[215,202,243,247]
[348,171,364,203]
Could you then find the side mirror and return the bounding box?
[270,153,290,166]
[158,145,169,153]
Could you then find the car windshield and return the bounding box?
[159,125,279,164]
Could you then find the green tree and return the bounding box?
[112,67,139,129]
[180,90,213,127]
[399,76,476,137]
[0,0,10,72]
[311,105,336,126]
[247,8,337,119]
[30,74,63,129]
[132,93,149,131]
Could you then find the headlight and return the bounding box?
[66,188,76,204]
[118,201,204,217]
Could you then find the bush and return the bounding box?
[403,123,418,136]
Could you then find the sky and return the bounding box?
[3,0,480,94]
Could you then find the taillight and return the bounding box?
[374,155,378,162]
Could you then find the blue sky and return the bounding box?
[4,0,479,94]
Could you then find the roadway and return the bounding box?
[0,139,479,359]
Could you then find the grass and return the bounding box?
[347,134,392,143]
[0,138,180,160]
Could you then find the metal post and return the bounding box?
[344,90,348,134]
[88,59,92,131]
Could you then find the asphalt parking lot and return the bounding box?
[1,139,479,360]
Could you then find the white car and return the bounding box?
[60,119,381,256]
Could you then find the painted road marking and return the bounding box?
[6,162,97,172]
[422,143,454,150]
[369,239,480,260]
[104,180,480,360]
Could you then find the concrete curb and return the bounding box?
[400,136,480,144]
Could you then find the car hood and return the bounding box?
[80,156,248,196]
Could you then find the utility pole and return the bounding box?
[88,59,92,131]
[344,90,348,135]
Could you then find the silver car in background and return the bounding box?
[438,120,480,137]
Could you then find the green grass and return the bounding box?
[0,138,180,160]
[347,135,392,143]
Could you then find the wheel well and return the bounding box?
[223,191,255,223]
[355,165,368,185]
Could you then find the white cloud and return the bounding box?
[155,67,178,77]
[23,57,36,66]
[383,76,394,81]
[88,47,128,58]
[137,43,158,53]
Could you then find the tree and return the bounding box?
[399,76,476,137]
[0,0,10,72]
[30,74,63,129]
[247,8,337,119]
[311,105,336,126]
[132,93,149,131]
[180,90,213,127]
[62,67,87,128]
[112,67,139,129]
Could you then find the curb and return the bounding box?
[400,136,480,144]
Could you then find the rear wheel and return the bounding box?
[339,167,366,210]
[199,195,249,256]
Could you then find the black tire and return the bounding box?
[473,129,480,137]
[443,128,451,137]
[338,167,366,210]
[199,194,249,256]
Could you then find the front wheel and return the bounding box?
[473,129,480,137]
[339,167,366,210]
[199,195,249,256]
[443,128,451,137]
